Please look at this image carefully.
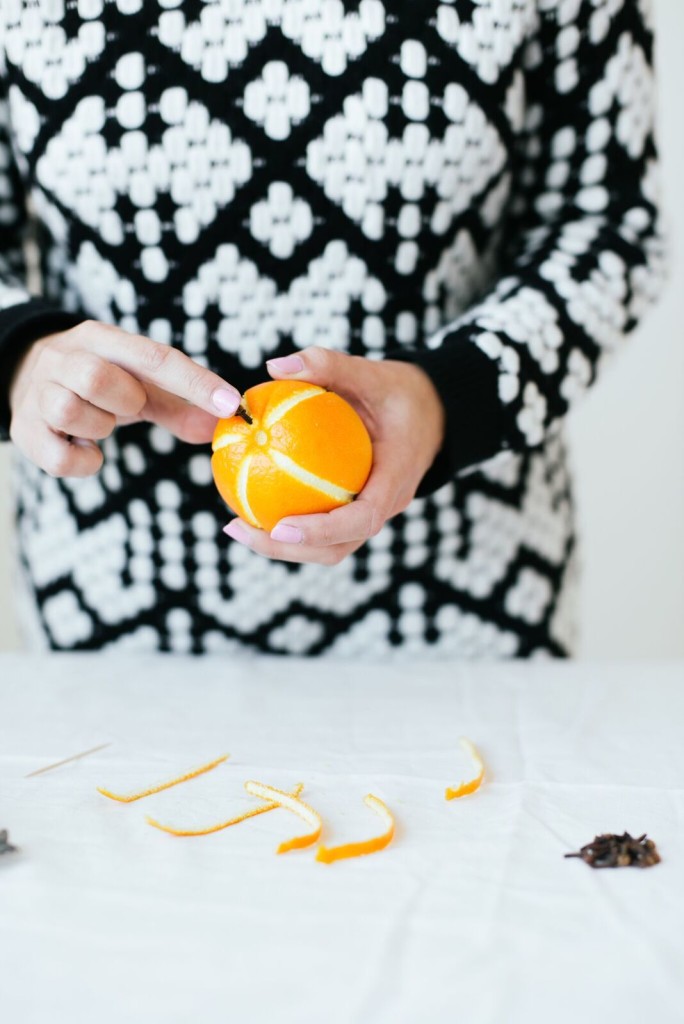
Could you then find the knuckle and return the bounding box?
[78,355,110,397]
[122,378,147,417]
[305,346,332,374]
[68,319,98,347]
[179,361,206,401]
[366,503,389,538]
[45,443,102,478]
[94,412,117,439]
[8,418,23,447]
[140,340,173,376]
[133,392,148,417]
[74,319,96,337]
[34,342,55,377]
[89,447,105,474]
[52,390,82,429]
[82,445,104,474]
[43,447,73,478]
[316,518,335,547]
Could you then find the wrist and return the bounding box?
[387,334,501,494]
[385,359,446,466]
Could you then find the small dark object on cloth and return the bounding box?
[0,830,18,855]
[565,832,660,868]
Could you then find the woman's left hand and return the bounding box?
[222,347,445,565]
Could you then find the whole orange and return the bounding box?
[211,380,373,532]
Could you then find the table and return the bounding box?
[1,655,683,1023]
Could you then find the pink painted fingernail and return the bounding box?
[212,388,241,416]
[266,354,304,375]
[223,520,252,545]
[271,523,303,544]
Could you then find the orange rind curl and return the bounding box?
[445,738,485,800]
[245,780,323,853]
[97,754,229,803]
[316,794,395,864]
[145,784,305,836]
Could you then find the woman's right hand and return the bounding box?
[8,319,242,477]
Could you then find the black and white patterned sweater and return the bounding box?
[0,0,666,656]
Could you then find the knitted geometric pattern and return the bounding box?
[0,0,665,655]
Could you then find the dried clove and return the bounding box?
[565,831,660,868]
[0,830,17,855]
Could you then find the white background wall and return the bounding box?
[566,0,684,658]
[0,0,682,656]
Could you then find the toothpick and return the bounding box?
[25,743,111,778]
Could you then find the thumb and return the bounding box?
[266,347,359,394]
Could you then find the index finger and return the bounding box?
[66,322,242,418]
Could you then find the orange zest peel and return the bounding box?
[97,754,229,804]
[145,783,305,836]
[445,737,485,800]
[245,780,323,853]
[316,793,395,864]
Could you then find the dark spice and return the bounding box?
[0,830,17,855]
[565,832,660,868]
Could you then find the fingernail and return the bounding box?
[223,520,252,545]
[266,354,304,375]
[271,523,303,544]
[212,388,241,416]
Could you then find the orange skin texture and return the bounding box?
[211,380,373,533]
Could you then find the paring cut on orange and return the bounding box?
[211,380,373,532]
[445,738,485,800]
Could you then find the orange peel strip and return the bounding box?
[316,794,395,864]
[245,780,323,853]
[445,737,485,800]
[145,783,305,836]
[97,754,229,803]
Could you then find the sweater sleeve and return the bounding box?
[0,61,85,441]
[391,0,667,496]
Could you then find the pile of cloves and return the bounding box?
[565,832,660,868]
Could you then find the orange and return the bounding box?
[211,380,373,532]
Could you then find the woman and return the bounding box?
[0,0,665,656]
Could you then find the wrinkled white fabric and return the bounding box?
[1,656,683,1024]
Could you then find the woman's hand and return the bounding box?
[223,348,445,565]
[9,320,242,477]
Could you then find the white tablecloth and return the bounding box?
[1,655,682,1024]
